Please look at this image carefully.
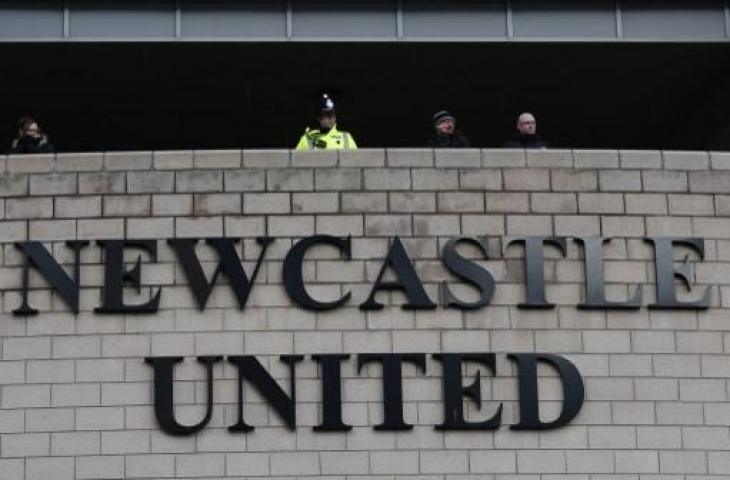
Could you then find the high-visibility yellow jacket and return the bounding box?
[295,125,357,150]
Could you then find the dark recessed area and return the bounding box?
[1,42,729,152]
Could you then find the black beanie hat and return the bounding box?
[433,110,455,125]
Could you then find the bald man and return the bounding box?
[503,112,549,149]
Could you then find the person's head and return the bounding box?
[318,93,337,130]
[516,112,537,135]
[433,110,456,135]
[17,116,41,139]
[319,111,336,130]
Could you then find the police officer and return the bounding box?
[295,94,357,150]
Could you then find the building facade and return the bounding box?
[0,148,728,479]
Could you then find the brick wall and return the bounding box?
[0,148,729,479]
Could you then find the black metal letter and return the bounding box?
[647,237,710,309]
[360,237,436,310]
[508,353,585,430]
[507,236,567,309]
[357,353,426,430]
[441,237,495,310]
[13,240,89,316]
[168,237,272,310]
[227,355,303,432]
[284,236,352,310]
[576,237,642,310]
[433,353,502,430]
[312,354,352,431]
[95,240,161,314]
[145,356,222,436]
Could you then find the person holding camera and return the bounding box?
[295,94,357,150]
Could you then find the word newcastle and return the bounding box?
[11,234,709,315]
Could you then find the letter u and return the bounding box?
[145,356,222,435]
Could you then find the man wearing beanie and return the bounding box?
[428,110,471,148]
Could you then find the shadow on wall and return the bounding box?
[1,42,729,153]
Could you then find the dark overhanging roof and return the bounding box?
[0,0,729,43]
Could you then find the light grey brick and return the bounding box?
[293,192,338,213]
[6,197,52,219]
[0,221,28,241]
[389,192,436,212]
[413,214,460,235]
[78,172,126,194]
[267,169,314,191]
[710,151,730,170]
[664,150,709,170]
[268,215,314,236]
[458,169,502,190]
[578,193,624,214]
[243,149,290,168]
[364,168,410,190]
[56,152,104,172]
[6,154,54,173]
[338,149,385,167]
[127,217,174,238]
[625,193,667,215]
[341,192,387,212]
[224,169,266,192]
[668,193,715,215]
[291,150,338,167]
[504,168,550,191]
[127,170,175,193]
[194,193,242,215]
[365,214,412,236]
[175,216,223,237]
[55,195,101,218]
[412,168,459,190]
[482,148,526,167]
[601,216,645,237]
[104,151,152,171]
[0,174,29,197]
[690,171,730,193]
[531,192,577,213]
[153,150,193,170]
[244,192,290,214]
[620,149,661,169]
[716,195,730,215]
[193,149,241,168]
[485,192,530,213]
[435,148,481,168]
[152,193,193,216]
[26,457,73,480]
[573,149,619,168]
[386,148,433,167]
[315,168,361,190]
[437,191,484,212]
[224,216,266,237]
[643,170,688,192]
[29,219,76,240]
[315,214,363,236]
[506,215,552,235]
[104,195,150,217]
[599,169,642,191]
[551,170,598,191]
[29,173,77,195]
[176,170,223,192]
[527,149,573,167]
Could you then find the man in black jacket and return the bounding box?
[503,112,549,149]
[429,110,471,148]
[9,116,54,154]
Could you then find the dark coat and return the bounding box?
[503,133,549,149]
[9,135,54,154]
[429,131,471,148]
